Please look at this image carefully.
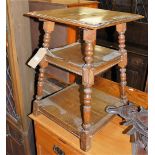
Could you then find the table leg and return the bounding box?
[33,21,55,116]
[116,23,128,105]
[80,29,96,151]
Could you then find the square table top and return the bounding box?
[25,7,143,30]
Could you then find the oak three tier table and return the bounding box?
[25,7,143,151]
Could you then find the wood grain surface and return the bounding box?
[25,7,143,30]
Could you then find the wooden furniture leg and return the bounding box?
[116,23,128,105]
[80,29,96,151]
[33,21,55,116]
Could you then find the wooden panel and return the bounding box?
[128,53,146,70]
[6,136,12,155]
[127,52,147,90]
[7,0,35,155]
[35,123,82,155]
[6,50,19,120]
[8,0,34,131]
[125,22,148,47]
[6,0,23,125]
[6,119,25,155]
[25,7,143,30]
[11,138,25,155]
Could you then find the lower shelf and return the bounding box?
[38,83,121,137]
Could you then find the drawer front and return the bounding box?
[37,143,51,155]
[35,123,82,155]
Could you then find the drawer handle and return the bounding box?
[53,145,65,155]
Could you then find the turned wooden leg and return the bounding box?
[116,23,128,105]
[80,29,96,151]
[33,21,55,116]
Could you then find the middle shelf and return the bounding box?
[38,82,121,138]
[46,42,121,75]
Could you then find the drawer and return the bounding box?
[35,123,82,155]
